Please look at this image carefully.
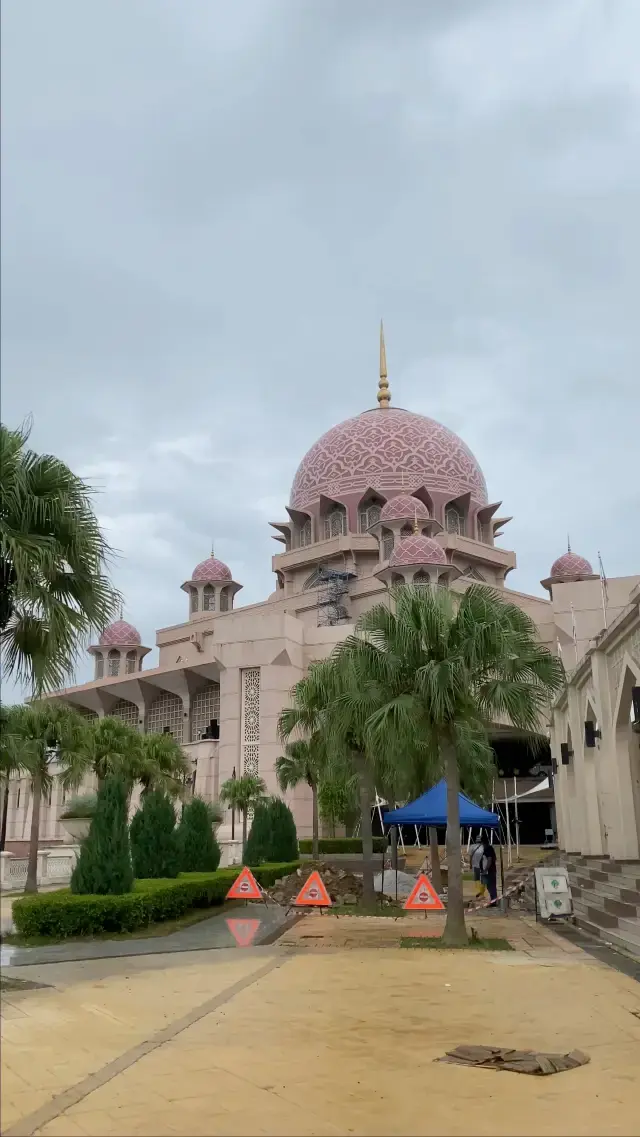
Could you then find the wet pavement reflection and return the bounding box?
[0,902,290,968]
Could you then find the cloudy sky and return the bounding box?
[2,0,638,693]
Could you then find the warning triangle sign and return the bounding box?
[293,870,332,907]
[226,917,261,948]
[403,873,445,911]
[226,866,263,901]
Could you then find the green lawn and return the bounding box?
[400,936,513,950]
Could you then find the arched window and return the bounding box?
[190,588,199,613]
[401,523,413,537]
[478,521,490,544]
[146,691,184,742]
[95,653,104,679]
[446,506,465,536]
[298,519,312,547]
[108,649,120,677]
[125,650,137,674]
[110,699,139,728]
[358,504,381,532]
[413,571,430,587]
[382,531,394,560]
[191,683,221,741]
[324,506,346,540]
[219,588,229,612]
[203,584,215,611]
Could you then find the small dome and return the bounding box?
[389,535,447,568]
[380,495,431,524]
[550,551,594,580]
[192,556,232,583]
[99,619,141,647]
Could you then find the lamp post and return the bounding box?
[230,766,236,840]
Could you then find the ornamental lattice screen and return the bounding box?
[191,683,221,742]
[241,668,260,777]
[146,691,184,742]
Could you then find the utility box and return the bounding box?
[534,866,573,920]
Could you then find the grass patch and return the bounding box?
[338,902,407,918]
[401,935,513,950]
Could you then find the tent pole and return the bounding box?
[513,774,520,861]
[503,778,512,867]
[499,840,506,912]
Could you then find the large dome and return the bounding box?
[289,407,488,511]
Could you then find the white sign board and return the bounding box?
[534,866,573,919]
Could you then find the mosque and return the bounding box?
[4,330,640,863]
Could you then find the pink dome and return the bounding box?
[380,494,431,523]
[99,620,141,647]
[192,556,232,583]
[389,535,447,568]
[290,407,488,511]
[550,552,594,580]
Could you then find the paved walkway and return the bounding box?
[2,921,639,1136]
[1,903,288,967]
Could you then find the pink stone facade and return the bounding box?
[6,366,639,862]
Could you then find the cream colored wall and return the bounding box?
[551,593,640,860]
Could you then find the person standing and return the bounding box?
[480,840,498,906]
[470,839,485,900]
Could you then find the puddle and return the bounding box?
[0,903,290,968]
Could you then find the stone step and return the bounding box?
[618,917,640,948]
[570,880,640,915]
[573,914,640,961]
[568,866,640,893]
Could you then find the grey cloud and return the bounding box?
[2,0,638,698]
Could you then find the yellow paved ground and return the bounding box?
[2,933,639,1136]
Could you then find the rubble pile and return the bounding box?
[267,862,396,907]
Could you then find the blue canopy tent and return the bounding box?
[383,779,500,829]
[383,779,504,905]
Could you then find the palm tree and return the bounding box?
[135,732,190,798]
[0,420,121,693]
[339,584,564,945]
[278,657,387,903]
[5,702,89,892]
[275,738,325,861]
[80,716,143,789]
[219,773,266,853]
[0,705,23,851]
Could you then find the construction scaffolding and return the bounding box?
[316,566,355,626]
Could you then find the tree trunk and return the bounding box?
[354,755,375,903]
[0,780,10,852]
[311,782,319,861]
[429,827,443,894]
[242,808,248,853]
[25,772,43,894]
[442,740,468,946]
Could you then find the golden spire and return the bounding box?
[377,320,390,408]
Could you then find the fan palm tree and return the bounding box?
[338,584,564,944]
[135,731,190,798]
[0,420,121,693]
[5,702,90,892]
[278,657,388,903]
[219,773,267,853]
[275,738,325,860]
[0,705,24,851]
[80,715,143,789]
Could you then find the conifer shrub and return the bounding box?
[70,776,134,895]
[176,797,221,873]
[130,789,180,880]
[244,796,298,866]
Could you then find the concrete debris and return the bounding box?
[436,1045,590,1076]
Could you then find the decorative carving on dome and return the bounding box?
[380,494,431,523]
[99,620,142,647]
[192,556,233,583]
[550,552,594,580]
[389,535,447,567]
[290,408,488,511]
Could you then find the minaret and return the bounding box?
[377,320,390,408]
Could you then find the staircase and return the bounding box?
[564,856,640,960]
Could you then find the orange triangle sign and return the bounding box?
[403,873,445,911]
[226,917,261,948]
[293,870,332,907]
[226,866,263,901]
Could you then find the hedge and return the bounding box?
[12,862,299,941]
[298,837,387,855]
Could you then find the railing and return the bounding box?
[0,847,80,892]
